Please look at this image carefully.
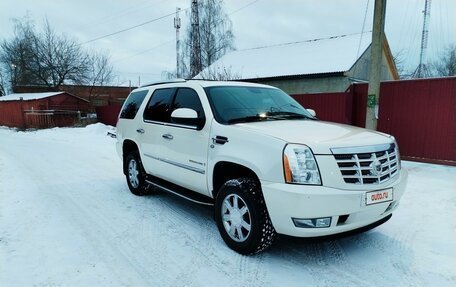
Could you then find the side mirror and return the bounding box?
[171,108,204,129]
[307,109,316,117]
[171,108,198,119]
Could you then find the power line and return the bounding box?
[114,71,162,76]
[112,40,174,63]
[106,0,262,74]
[80,0,260,48]
[356,0,370,59]
[240,31,372,51]
[80,9,189,45]
[229,0,262,15]
[79,0,219,45]
[352,0,370,79]
[80,0,157,30]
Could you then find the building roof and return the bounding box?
[196,32,372,80]
[0,92,65,102]
[0,91,89,102]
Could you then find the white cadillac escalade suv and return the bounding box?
[116,79,408,254]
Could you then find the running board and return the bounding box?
[145,176,214,206]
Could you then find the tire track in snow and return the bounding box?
[0,139,173,286]
[235,251,269,287]
[387,231,426,287]
[61,187,231,287]
[119,189,270,287]
[39,186,171,286]
[0,155,8,251]
[0,146,154,286]
[274,239,377,287]
[150,191,270,287]
[351,231,426,287]
[153,193,239,286]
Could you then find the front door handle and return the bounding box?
[136,128,145,134]
[162,133,173,140]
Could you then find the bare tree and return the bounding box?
[433,44,456,77]
[0,16,40,88]
[0,16,114,91]
[180,0,234,78]
[86,51,114,106]
[30,19,92,87]
[88,52,113,87]
[199,0,234,68]
[195,65,241,80]
[393,50,410,79]
[0,71,5,96]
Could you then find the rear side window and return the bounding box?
[119,90,148,119]
[172,88,205,119]
[143,88,175,122]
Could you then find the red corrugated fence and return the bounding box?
[96,105,122,126]
[292,77,456,165]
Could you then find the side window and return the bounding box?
[143,88,175,122]
[119,90,148,119]
[172,88,205,119]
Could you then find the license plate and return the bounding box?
[366,189,393,205]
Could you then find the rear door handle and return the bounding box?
[136,128,145,134]
[162,133,173,140]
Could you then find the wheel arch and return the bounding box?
[211,161,261,199]
[122,139,140,175]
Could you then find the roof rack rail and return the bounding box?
[140,79,187,88]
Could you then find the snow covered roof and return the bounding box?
[0,92,66,102]
[196,32,372,80]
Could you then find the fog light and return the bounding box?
[292,217,332,228]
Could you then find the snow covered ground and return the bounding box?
[0,124,455,287]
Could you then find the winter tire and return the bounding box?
[125,151,149,196]
[214,178,276,254]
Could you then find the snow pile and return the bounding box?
[0,126,455,287]
[11,123,115,144]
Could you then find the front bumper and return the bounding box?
[261,169,408,237]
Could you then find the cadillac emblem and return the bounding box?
[370,159,382,176]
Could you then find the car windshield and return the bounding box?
[204,86,316,124]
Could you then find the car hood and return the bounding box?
[235,120,393,154]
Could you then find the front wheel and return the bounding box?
[214,178,276,254]
[125,151,149,196]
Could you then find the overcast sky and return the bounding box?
[0,0,454,85]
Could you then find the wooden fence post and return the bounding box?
[19,97,26,130]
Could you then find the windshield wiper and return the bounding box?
[266,111,316,120]
[227,115,272,124]
[228,112,315,124]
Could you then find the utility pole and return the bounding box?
[365,0,387,130]
[174,7,182,78]
[190,0,202,78]
[412,0,431,78]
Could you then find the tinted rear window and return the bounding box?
[119,90,148,119]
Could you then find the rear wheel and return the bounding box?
[214,178,276,254]
[125,151,149,196]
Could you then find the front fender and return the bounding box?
[207,121,286,191]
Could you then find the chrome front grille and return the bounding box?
[332,143,399,185]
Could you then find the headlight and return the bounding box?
[283,144,321,185]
